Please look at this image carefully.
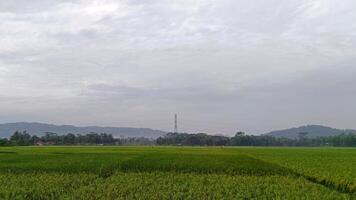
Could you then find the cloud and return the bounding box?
[0,0,356,134]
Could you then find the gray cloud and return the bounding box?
[0,0,356,134]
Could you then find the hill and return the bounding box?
[265,125,356,139]
[0,122,166,139]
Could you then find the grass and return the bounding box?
[0,146,355,199]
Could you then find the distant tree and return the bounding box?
[10,131,32,146]
[298,132,309,140]
[42,132,59,144]
[64,133,76,145]
[31,135,40,144]
[0,138,9,146]
[100,133,115,145]
[235,132,245,136]
[156,132,230,146]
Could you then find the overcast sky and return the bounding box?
[0,0,356,135]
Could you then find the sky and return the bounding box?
[0,0,356,135]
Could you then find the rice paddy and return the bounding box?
[0,146,355,199]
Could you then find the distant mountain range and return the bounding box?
[1,123,353,140]
[0,122,166,139]
[265,125,356,139]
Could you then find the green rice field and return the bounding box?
[0,146,355,199]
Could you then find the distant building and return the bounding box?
[35,141,44,146]
[35,141,55,146]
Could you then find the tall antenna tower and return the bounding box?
[174,114,178,133]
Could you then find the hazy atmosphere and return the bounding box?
[1,0,356,135]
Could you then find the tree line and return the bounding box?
[0,131,154,146]
[156,132,356,147]
[0,131,355,147]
